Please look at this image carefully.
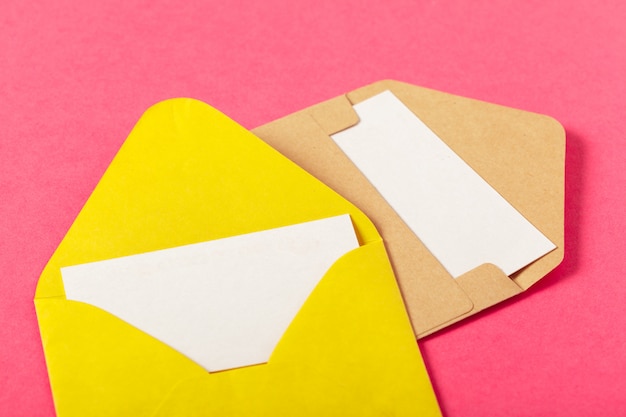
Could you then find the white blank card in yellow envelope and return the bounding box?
[35,97,442,417]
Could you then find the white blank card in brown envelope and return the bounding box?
[252,80,565,338]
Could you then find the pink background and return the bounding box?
[1,0,624,416]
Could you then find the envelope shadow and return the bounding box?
[419,128,585,415]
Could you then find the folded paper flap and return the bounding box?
[455,263,523,310]
[347,79,408,104]
[36,98,381,300]
[417,263,525,338]
[308,94,360,135]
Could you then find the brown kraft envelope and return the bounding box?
[252,80,565,338]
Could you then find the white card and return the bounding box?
[61,214,359,372]
[331,91,555,278]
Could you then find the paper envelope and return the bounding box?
[252,80,565,338]
[34,99,441,416]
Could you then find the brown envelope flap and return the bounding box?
[418,264,525,338]
[252,80,564,336]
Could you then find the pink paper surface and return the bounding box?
[1,0,624,416]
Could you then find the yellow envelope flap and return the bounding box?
[34,98,441,416]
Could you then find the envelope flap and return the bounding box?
[35,98,379,300]
[417,263,525,337]
[253,80,565,336]
[308,94,360,135]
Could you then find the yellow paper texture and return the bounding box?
[34,98,441,416]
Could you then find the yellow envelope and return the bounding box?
[34,98,441,416]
